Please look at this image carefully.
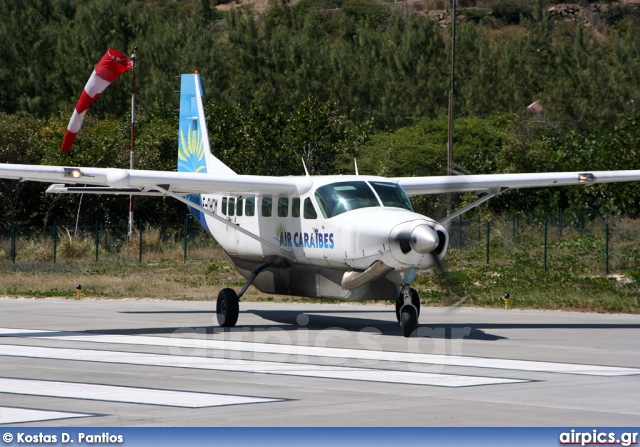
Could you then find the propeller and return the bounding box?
[391,223,465,307]
[429,254,468,309]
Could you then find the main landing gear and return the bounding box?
[216,261,273,328]
[216,288,239,327]
[396,286,420,337]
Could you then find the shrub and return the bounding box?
[489,0,534,24]
[57,229,93,259]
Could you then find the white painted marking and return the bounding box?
[0,345,525,388]
[0,377,280,408]
[0,328,637,377]
[0,406,90,424]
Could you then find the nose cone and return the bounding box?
[410,224,439,254]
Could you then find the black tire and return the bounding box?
[395,288,420,322]
[216,288,239,327]
[400,305,418,338]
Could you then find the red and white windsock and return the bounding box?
[60,49,133,152]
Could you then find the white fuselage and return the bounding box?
[192,175,449,301]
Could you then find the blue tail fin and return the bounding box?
[178,73,234,228]
[178,73,235,175]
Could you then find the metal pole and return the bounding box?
[128,49,137,241]
[543,221,548,271]
[11,225,16,264]
[95,221,99,263]
[605,221,609,275]
[447,0,456,178]
[139,219,143,264]
[446,0,456,216]
[485,221,490,264]
[183,217,188,264]
[458,214,462,248]
[53,222,57,264]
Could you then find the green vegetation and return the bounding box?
[1,0,640,230]
[414,217,640,313]
[1,0,640,129]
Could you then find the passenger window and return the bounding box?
[303,197,317,219]
[292,198,300,218]
[262,196,272,217]
[228,197,236,216]
[245,197,255,216]
[222,197,228,215]
[278,197,289,217]
[237,198,243,217]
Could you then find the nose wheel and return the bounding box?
[395,288,420,322]
[396,286,420,337]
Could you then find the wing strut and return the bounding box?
[439,188,504,224]
[150,184,296,261]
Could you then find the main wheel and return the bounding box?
[395,288,420,322]
[216,288,239,327]
[400,305,418,337]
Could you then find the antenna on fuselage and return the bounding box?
[302,159,310,177]
[354,159,359,176]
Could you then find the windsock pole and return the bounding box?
[128,49,137,241]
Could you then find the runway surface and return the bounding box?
[0,297,638,426]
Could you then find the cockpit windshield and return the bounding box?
[369,181,413,211]
[314,180,413,218]
[315,181,379,218]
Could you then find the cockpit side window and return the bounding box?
[369,181,413,211]
[303,197,317,219]
[314,181,380,218]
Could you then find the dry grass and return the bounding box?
[57,230,94,259]
[0,250,270,302]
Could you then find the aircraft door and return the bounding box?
[300,197,332,266]
[320,223,339,266]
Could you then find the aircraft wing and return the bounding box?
[394,170,640,196]
[0,164,301,196]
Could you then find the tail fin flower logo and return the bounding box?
[178,127,207,173]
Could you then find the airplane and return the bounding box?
[2,72,640,337]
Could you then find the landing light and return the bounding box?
[578,173,596,183]
[63,168,83,179]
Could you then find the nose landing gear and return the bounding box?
[396,286,420,337]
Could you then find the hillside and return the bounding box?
[213,0,640,33]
